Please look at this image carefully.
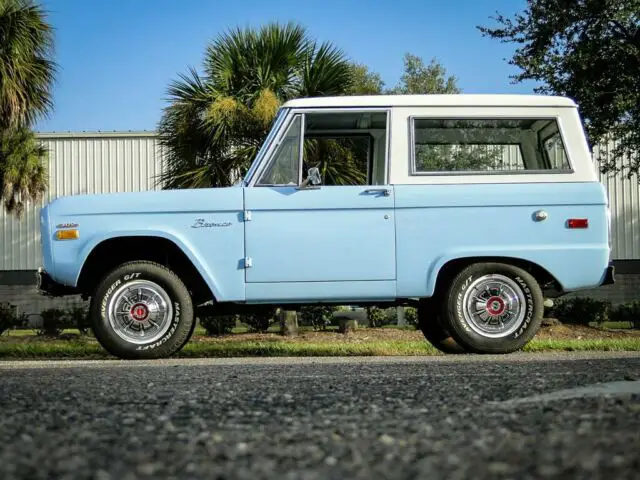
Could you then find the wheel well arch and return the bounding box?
[432,256,562,298]
[77,236,214,304]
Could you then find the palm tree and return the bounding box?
[158,22,357,189]
[0,127,46,214]
[0,0,55,215]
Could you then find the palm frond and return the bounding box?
[0,126,47,216]
[305,138,367,186]
[297,41,353,97]
[158,22,353,190]
[0,0,56,129]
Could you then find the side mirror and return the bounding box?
[307,167,322,185]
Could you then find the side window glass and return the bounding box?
[257,115,302,185]
[412,118,571,173]
[304,136,370,186]
[302,111,388,186]
[542,131,570,170]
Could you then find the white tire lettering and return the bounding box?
[513,276,535,338]
[136,301,182,351]
[455,276,474,333]
[101,279,122,317]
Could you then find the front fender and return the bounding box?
[51,226,241,302]
[46,186,246,302]
[80,230,227,300]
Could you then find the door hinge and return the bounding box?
[243,257,253,268]
[243,210,252,221]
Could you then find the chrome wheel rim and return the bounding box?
[107,280,173,345]
[462,274,526,338]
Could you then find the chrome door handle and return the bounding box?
[363,188,391,197]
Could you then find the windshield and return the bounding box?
[240,108,288,185]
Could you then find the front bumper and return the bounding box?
[36,268,78,297]
[601,263,615,286]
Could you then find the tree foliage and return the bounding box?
[158,22,356,189]
[0,127,46,214]
[0,0,54,215]
[159,34,466,189]
[348,53,460,96]
[347,62,385,95]
[390,53,460,94]
[478,0,640,179]
[305,137,368,186]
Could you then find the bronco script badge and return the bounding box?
[191,218,232,228]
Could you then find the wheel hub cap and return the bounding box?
[129,303,150,322]
[107,279,173,345]
[485,296,506,316]
[462,274,527,338]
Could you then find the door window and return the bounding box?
[255,111,389,186]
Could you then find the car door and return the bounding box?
[243,111,396,301]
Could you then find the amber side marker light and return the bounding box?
[567,218,589,229]
[56,229,79,240]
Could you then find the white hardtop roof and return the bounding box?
[282,94,576,109]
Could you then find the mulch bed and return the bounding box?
[189,323,640,344]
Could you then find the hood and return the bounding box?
[47,186,244,217]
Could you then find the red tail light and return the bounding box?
[567,218,589,229]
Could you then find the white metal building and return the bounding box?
[0,132,166,314]
[1,132,166,271]
[0,131,638,314]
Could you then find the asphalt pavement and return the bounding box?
[1,352,639,480]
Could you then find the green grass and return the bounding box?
[521,338,640,352]
[597,321,636,330]
[1,337,639,360]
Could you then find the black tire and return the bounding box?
[90,261,195,359]
[440,262,543,354]
[417,298,466,354]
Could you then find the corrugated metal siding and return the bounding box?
[0,133,165,270]
[594,139,640,260]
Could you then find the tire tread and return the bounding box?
[90,260,194,359]
[440,262,543,354]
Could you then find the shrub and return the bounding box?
[550,297,611,326]
[38,308,69,336]
[0,303,27,335]
[65,305,91,334]
[382,308,397,325]
[404,307,418,327]
[384,307,419,327]
[241,313,275,333]
[611,301,640,329]
[366,306,386,327]
[200,315,236,336]
[298,306,335,330]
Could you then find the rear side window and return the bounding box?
[411,118,571,174]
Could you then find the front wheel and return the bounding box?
[439,263,543,354]
[90,261,195,359]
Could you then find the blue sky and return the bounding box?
[35,0,534,132]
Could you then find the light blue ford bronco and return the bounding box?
[37,95,614,359]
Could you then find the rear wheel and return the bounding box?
[417,298,466,354]
[90,261,195,359]
[439,262,543,354]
